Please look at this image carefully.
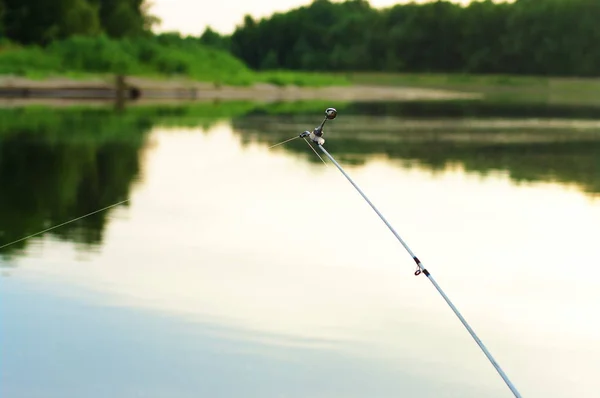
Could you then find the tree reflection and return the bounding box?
[0,109,149,258]
[2,99,599,261]
[233,100,600,198]
[0,102,258,260]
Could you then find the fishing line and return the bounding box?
[303,137,328,166]
[268,136,299,149]
[268,107,523,398]
[2,128,245,252]
[0,199,129,251]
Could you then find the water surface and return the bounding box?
[1,101,599,398]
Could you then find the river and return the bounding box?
[1,100,599,398]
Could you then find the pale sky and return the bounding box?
[150,0,474,36]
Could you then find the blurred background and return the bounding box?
[1,1,599,398]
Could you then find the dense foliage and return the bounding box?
[225,0,600,77]
[1,0,598,80]
[0,34,253,82]
[0,33,348,86]
[0,0,156,44]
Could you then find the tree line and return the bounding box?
[0,0,157,44]
[2,0,598,77]
[220,0,600,77]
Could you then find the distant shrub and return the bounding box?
[49,35,139,74]
[0,46,62,75]
[0,35,350,86]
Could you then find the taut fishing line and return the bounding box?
[268,135,300,149]
[0,199,130,251]
[302,137,328,166]
[268,107,523,398]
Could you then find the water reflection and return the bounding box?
[234,114,600,197]
[0,110,149,258]
[2,100,600,259]
[2,280,494,398]
[1,106,600,398]
[0,104,240,258]
[335,100,600,119]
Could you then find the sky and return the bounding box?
[149,0,474,36]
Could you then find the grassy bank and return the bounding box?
[1,35,600,106]
[0,36,349,87]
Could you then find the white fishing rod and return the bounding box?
[269,108,522,398]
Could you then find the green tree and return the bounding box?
[199,26,230,51]
[227,0,600,77]
[91,0,156,38]
[260,50,279,69]
[62,0,102,38]
[0,0,5,35]
[230,15,261,69]
[2,0,101,44]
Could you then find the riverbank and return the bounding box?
[346,73,600,107]
[2,72,599,107]
[0,75,481,104]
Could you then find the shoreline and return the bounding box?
[0,75,481,104]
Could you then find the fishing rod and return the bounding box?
[268,108,522,398]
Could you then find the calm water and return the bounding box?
[1,101,600,398]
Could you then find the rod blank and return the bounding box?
[317,144,522,398]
